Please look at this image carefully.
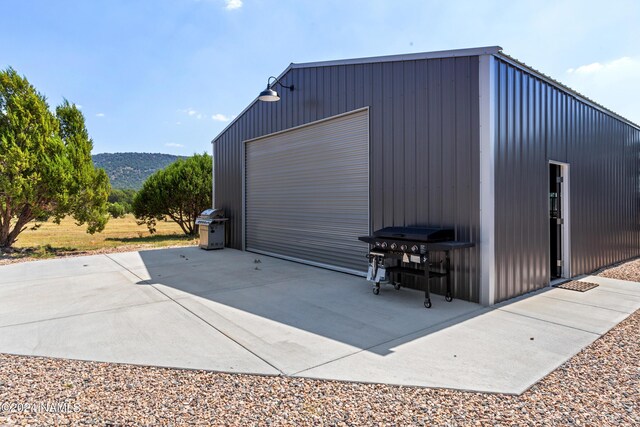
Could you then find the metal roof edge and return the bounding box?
[289,46,503,69]
[211,63,295,144]
[494,52,640,131]
[211,46,502,144]
[211,47,640,145]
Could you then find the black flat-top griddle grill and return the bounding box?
[359,226,474,308]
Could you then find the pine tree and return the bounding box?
[0,68,110,249]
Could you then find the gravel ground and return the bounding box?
[598,256,640,282]
[1,264,638,425]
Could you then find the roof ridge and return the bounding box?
[290,46,503,69]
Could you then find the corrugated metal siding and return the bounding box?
[245,110,369,272]
[493,58,640,302]
[214,56,481,302]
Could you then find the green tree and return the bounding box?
[0,68,110,249]
[108,188,136,213]
[133,153,211,236]
[107,202,126,218]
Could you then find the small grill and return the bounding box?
[196,209,227,250]
[359,226,474,308]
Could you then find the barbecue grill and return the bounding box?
[196,208,228,250]
[359,226,474,308]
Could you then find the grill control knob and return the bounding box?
[390,243,397,250]
[375,242,381,247]
[411,245,419,253]
[381,242,388,249]
[400,244,407,252]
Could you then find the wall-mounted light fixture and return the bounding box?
[258,76,294,102]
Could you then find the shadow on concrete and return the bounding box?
[128,247,485,360]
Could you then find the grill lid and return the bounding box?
[199,208,225,218]
[372,227,454,242]
[196,208,227,225]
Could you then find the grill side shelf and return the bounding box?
[386,266,447,278]
[424,241,474,251]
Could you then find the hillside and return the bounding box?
[92,152,186,190]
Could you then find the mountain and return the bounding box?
[92,152,187,190]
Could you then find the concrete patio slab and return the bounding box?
[539,284,640,313]
[578,275,640,297]
[136,262,313,298]
[0,299,279,375]
[0,247,637,394]
[0,270,166,327]
[497,289,631,334]
[175,281,483,374]
[105,249,204,269]
[295,308,599,394]
[0,254,123,283]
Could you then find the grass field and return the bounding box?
[4,214,197,261]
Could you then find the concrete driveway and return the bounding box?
[1,247,638,394]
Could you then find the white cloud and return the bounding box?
[577,62,604,74]
[75,104,83,110]
[225,0,242,10]
[165,143,184,148]
[564,56,640,124]
[567,57,633,75]
[180,108,203,119]
[211,113,232,122]
[180,108,231,121]
[95,113,105,117]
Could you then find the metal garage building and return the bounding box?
[211,46,640,305]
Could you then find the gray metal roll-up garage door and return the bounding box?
[245,109,369,274]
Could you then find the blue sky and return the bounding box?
[2,0,638,154]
